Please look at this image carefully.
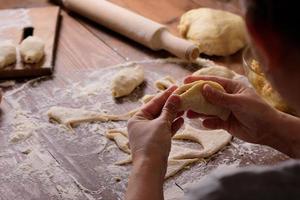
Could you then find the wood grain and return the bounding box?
[0,1,290,200]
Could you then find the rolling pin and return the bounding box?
[60,0,200,61]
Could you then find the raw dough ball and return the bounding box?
[20,36,45,64]
[174,80,230,120]
[193,66,235,79]
[111,65,145,98]
[0,41,17,68]
[178,8,247,56]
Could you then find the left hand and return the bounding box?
[127,86,184,164]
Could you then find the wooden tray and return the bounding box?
[0,6,61,79]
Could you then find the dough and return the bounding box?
[106,128,131,154]
[111,65,145,98]
[140,94,156,104]
[174,80,230,120]
[193,66,235,79]
[154,76,176,91]
[0,40,17,68]
[107,124,231,179]
[19,36,45,64]
[47,106,138,128]
[172,124,232,159]
[178,8,247,56]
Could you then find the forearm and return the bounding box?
[265,111,300,158]
[126,155,167,200]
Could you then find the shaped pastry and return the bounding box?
[174,80,230,120]
[111,65,144,98]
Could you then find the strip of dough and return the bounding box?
[174,80,230,120]
[106,128,130,154]
[173,124,232,159]
[154,76,176,91]
[111,65,144,98]
[47,106,138,128]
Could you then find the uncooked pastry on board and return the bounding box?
[0,40,17,68]
[174,80,230,120]
[193,66,236,79]
[111,64,145,98]
[19,36,45,64]
[178,8,247,56]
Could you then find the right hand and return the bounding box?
[184,76,282,146]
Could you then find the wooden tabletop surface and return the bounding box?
[0,1,289,200]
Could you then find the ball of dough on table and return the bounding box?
[0,41,17,68]
[20,36,45,64]
[111,65,145,98]
[178,8,247,56]
[193,66,235,79]
[174,80,230,120]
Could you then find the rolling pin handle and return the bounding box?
[159,30,200,61]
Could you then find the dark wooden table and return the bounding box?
[0,1,289,199]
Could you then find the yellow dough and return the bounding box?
[111,65,144,98]
[193,66,235,79]
[174,80,230,120]
[0,41,16,68]
[20,36,45,64]
[178,8,247,56]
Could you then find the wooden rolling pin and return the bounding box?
[60,0,200,61]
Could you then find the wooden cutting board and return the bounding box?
[0,6,61,79]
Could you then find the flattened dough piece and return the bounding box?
[178,8,246,56]
[47,106,137,128]
[111,65,145,98]
[20,36,45,64]
[106,128,130,154]
[166,158,199,179]
[173,124,232,159]
[154,76,176,91]
[193,66,235,79]
[174,80,230,120]
[0,41,17,68]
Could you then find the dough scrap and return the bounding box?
[107,124,231,179]
[193,66,235,79]
[178,8,247,56]
[0,40,17,68]
[106,128,130,154]
[47,106,138,128]
[20,36,45,64]
[111,65,145,98]
[173,124,232,159]
[154,76,176,91]
[174,80,230,120]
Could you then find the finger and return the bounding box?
[184,75,238,93]
[160,94,181,122]
[171,117,184,136]
[186,110,214,119]
[176,111,184,118]
[202,117,228,130]
[138,85,177,119]
[202,84,237,109]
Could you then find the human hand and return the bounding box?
[127,86,184,164]
[184,76,281,146]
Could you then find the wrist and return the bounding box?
[265,110,300,157]
[132,154,168,180]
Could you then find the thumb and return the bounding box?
[202,84,236,109]
[160,94,181,122]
